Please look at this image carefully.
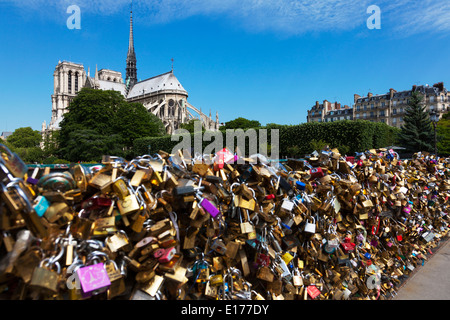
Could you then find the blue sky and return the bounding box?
[0,0,449,133]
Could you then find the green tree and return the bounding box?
[224,117,261,130]
[58,88,165,161]
[179,119,205,133]
[42,130,60,160]
[309,139,329,153]
[398,92,434,153]
[437,111,450,156]
[113,102,166,148]
[63,129,124,162]
[7,127,41,148]
[14,147,45,164]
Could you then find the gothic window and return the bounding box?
[160,105,165,118]
[168,99,175,116]
[75,72,79,92]
[68,71,72,93]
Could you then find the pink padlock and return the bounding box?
[154,247,176,263]
[76,262,111,297]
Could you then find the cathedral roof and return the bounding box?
[127,71,188,99]
[97,80,127,96]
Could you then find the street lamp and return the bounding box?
[429,111,438,156]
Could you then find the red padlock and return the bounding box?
[309,167,324,179]
[154,247,176,263]
[341,242,355,253]
[265,194,275,200]
[82,196,112,211]
[307,285,321,299]
[255,253,270,267]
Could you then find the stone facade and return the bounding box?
[353,83,449,128]
[306,100,353,123]
[307,82,450,128]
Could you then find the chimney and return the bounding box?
[315,101,320,108]
[433,82,444,91]
[324,100,331,112]
[368,92,373,98]
[354,94,361,103]
[389,88,396,99]
[412,85,417,92]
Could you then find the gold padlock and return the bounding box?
[117,194,141,216]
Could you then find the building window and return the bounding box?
[371,104,374,109]
[370,111,374,118]
[75,72,79,92]
[393,100,397,106]
[430,96,435,102]
[380,110,385,116]
[363,113,367,119]
[363,105,367,111]
[441,95,445,102]
[381,102,385,107]
[392,117,397,123]
[68,71,72,93]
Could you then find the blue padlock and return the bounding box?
[364,252,372,260]
[33,195,50,217]
[296,180,306,190]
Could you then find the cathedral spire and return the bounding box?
[128,2,135,55]
[126,1,137,89]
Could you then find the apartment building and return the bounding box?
[307,82,449,128]
[306,100,353,123]
[353,82,449,128]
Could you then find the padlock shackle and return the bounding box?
[6,180,33,213]
[0,162,15,182]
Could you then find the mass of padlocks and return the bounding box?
[0,143,449,300]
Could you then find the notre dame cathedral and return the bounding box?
[42,8,220,136]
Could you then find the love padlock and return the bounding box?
[304,216,316,233]
[76,262,111,298]
[154,247,176,263]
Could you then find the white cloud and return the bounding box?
[2,0,450,36]
[388,0,450,36]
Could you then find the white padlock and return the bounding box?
[304,216,316,233]
[281,199,294,212]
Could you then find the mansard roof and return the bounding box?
[127,71,188,99]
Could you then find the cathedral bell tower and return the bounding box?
[125,4,137,90]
